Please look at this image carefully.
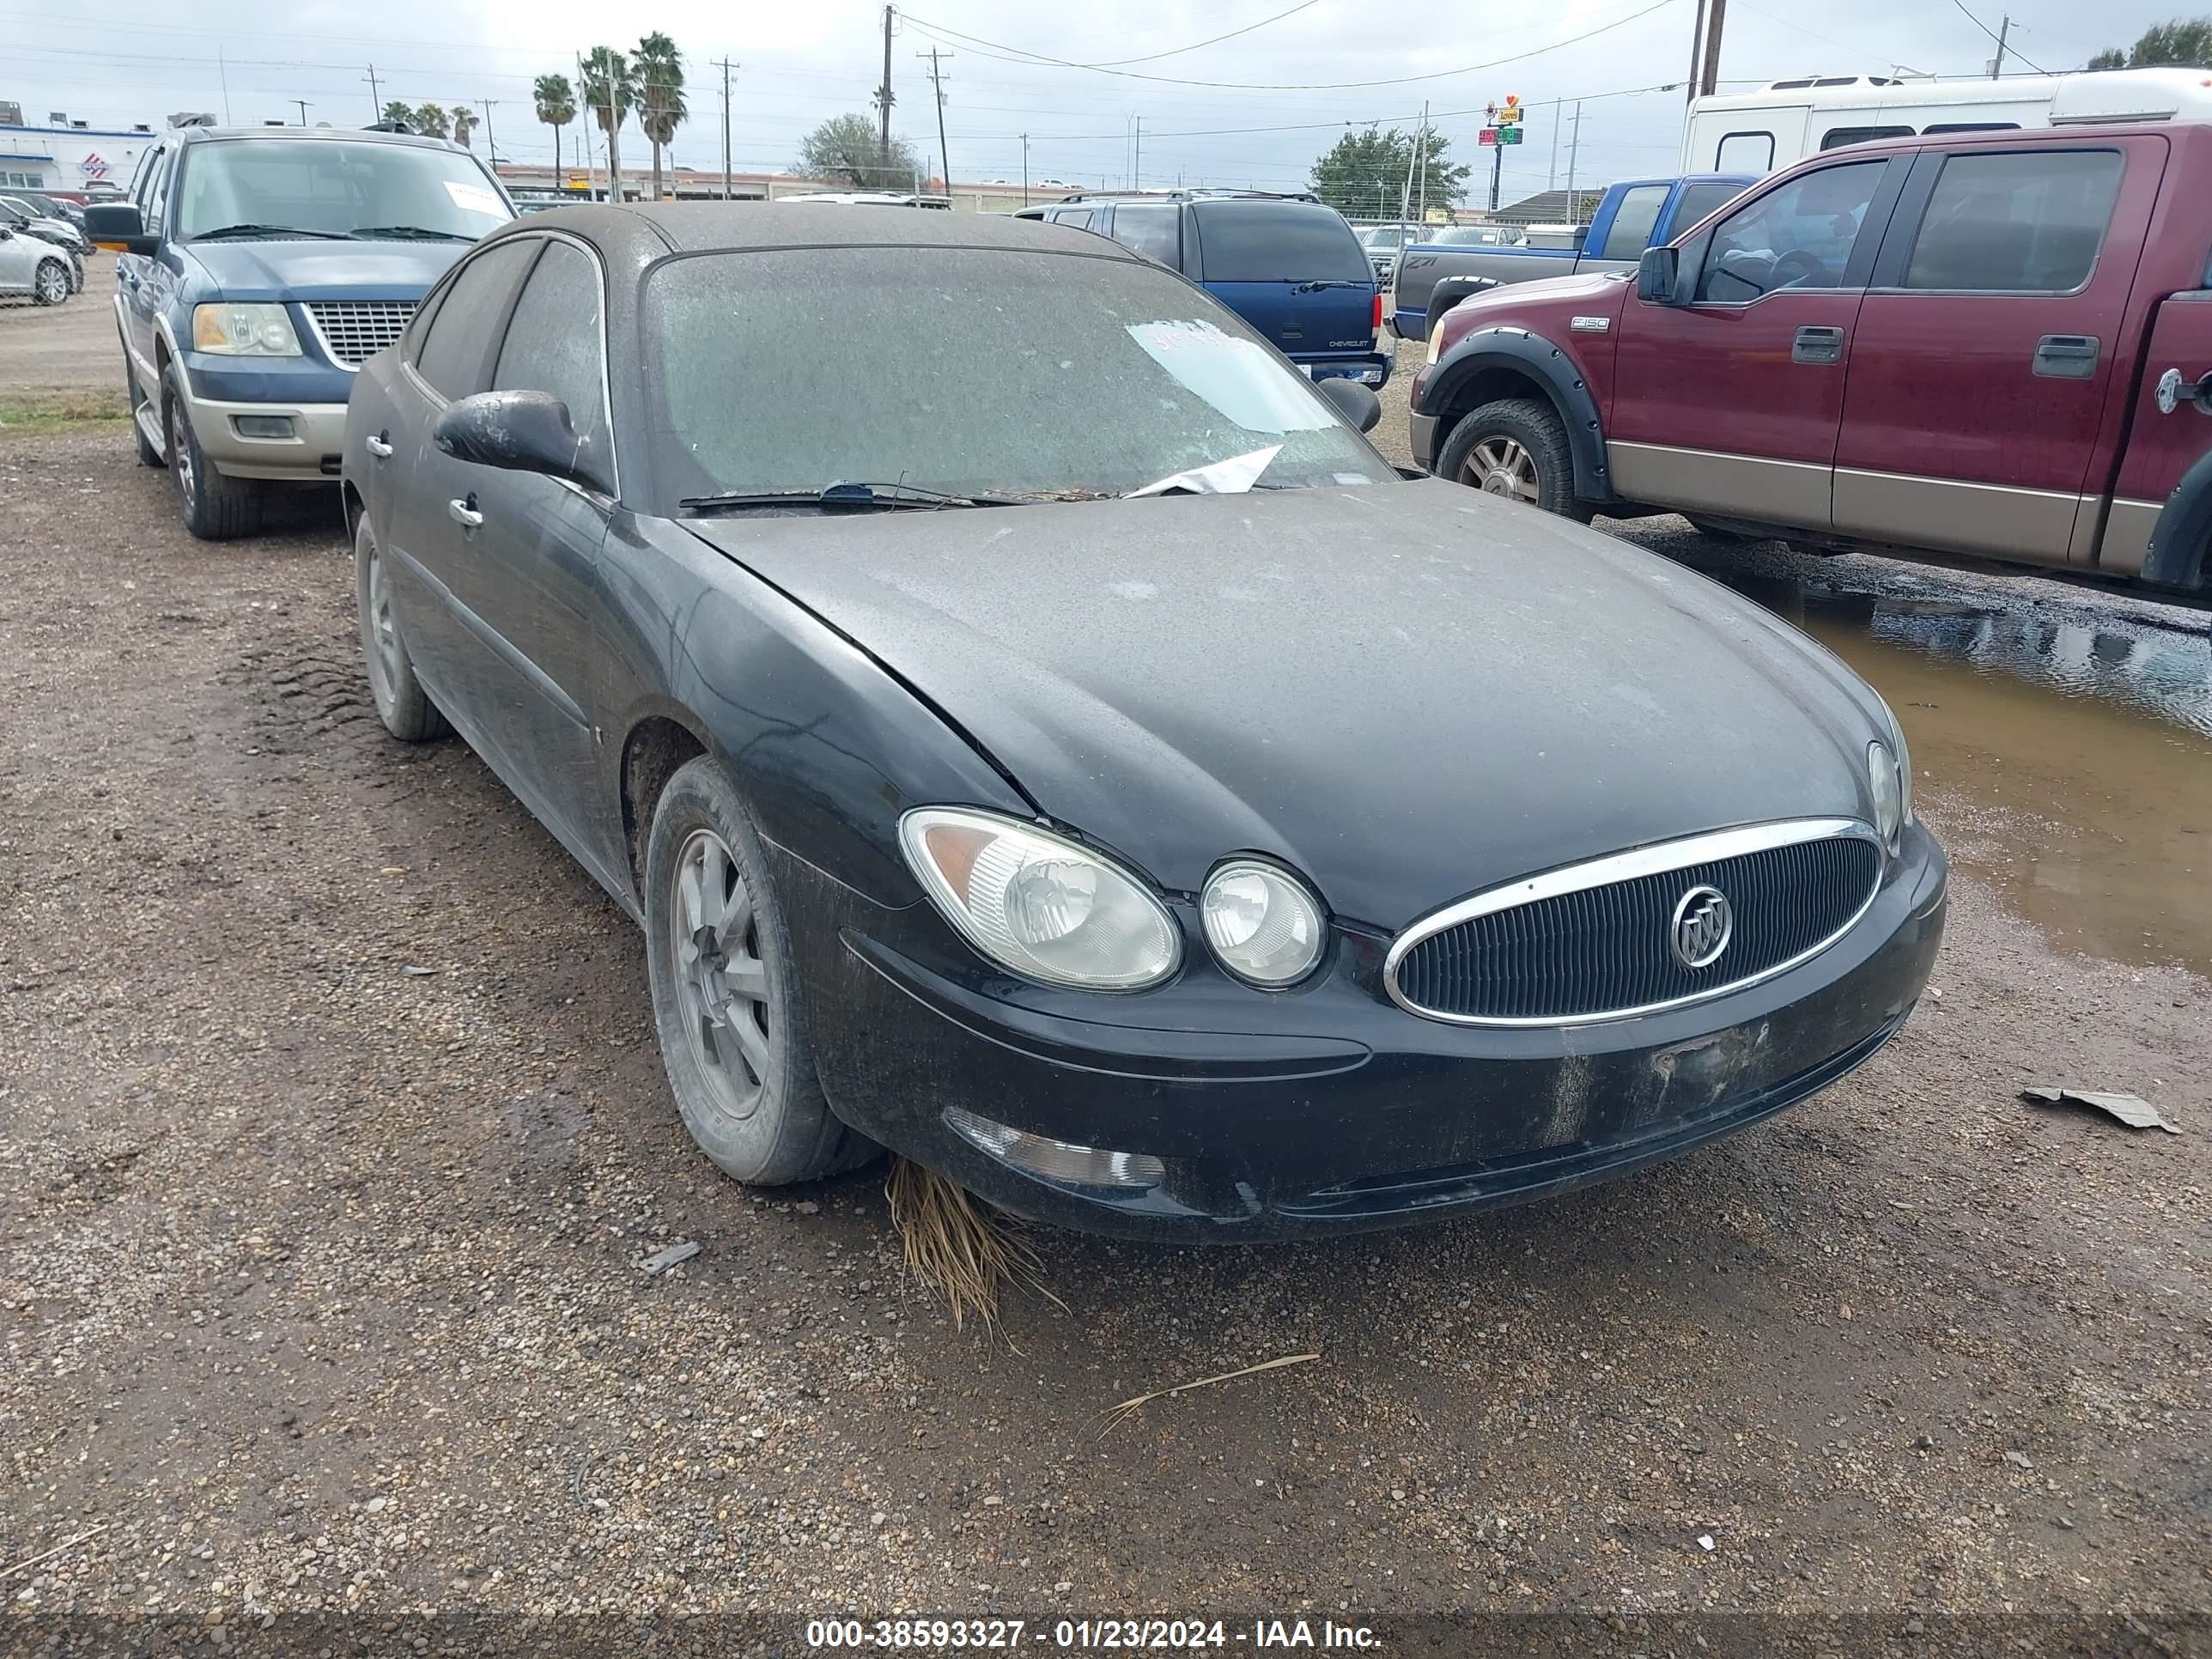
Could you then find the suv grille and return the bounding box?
[304,301,416,368]
[1385,822,1883,1026]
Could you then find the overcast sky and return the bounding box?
[7,0,2191,199]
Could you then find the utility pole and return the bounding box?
[1133,115,1141,190]
[1397,112,1419,225]
[1019,131,1029,206]
[1547,100,1559,190]
[1685,0,1708,106]
[1990,13,2011,76]
[575,52,596,199]
[365,64,381,123]
[1565,101,1583,219]
[877,6,896,182]
[291,100,312,125]
[1416,100,1430,223]
[716,58,734,198]
[480,99,497,164]
[217,48,232,125]
[1698,0,1727,97]
[916,46,951,197]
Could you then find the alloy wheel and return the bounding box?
[1461,434,1540,504]
[362,540,400,717]
[35,264,65,304]
[669,827,775,1121]
[167,393,196,508]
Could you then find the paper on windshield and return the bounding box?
[1123,445,1284,498]
[443,179,507,218]
[1125,319,1335,435]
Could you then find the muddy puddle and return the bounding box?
[1694,560,2212,980]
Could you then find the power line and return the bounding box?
[897,0,1680,91]
[1948,0,2048,75]
[1086,0,1328,68]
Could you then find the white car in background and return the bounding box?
[0,220,72,306]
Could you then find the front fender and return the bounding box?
[1414,325,1613,502]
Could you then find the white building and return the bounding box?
[0,106,157,193]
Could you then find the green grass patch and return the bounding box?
[0,390,131,435]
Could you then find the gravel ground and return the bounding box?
[2,328,2209,1654]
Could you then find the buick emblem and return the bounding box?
[1669,885,1733,969]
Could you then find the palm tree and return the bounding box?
[412,102,450,139]
[632,32,686,202]
[533,74,576,182]
[580,47,633,201]
[450,105,478,149]
[381,100,416,130]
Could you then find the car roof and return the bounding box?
[173,124,460,155]
[483,201,1142,262]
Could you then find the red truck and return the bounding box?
[1408,120,2212,593]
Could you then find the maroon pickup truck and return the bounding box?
[1408,121,2212,593]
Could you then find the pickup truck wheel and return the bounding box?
[32,259,69,306]
[1437,398,1593,523]
[643,757,878,1187]
[163,368,264,541]
[355,516,451,743]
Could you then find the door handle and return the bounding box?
[1791,325,1845,365]
[365,431,392,459]
[2033,334,2100,379]
[448,495,483,529]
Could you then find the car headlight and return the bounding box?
[1868,739,1907,852]
[900,807,1181,991]
[1200,858,1327,987]
[192,302,301,356]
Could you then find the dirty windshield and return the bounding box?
[172,139,513,241]
[641,246,1386,503]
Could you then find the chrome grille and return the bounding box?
[304,301,416,368]
[1385,820,1884,1027]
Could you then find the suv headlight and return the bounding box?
[192,302,301,356]
[900,807,1181,991]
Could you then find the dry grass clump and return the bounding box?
[884,1158,1063,1333]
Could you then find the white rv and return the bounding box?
[1680,67,2212,175]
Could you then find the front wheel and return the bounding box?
[643,758,877,1187]
[163,368,263,540]
[32,259,68,306]
[1434,397,1593,523]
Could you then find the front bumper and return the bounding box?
[775,821,1948,1242]
[177,354,350,481]
[1409,410,1438,473]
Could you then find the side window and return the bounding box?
[1820,125,1914,151]
[1598,185,1670,261]
[1674,180,1747,230]
[411,239,540,401]
[1714,131,1775,173]
[1693,160,1887,302]
[1049,207,1095,231]
[141,149,170,235]
[1107,201,1180,266]
[1900,149,2124,294]
[492,240,607,451]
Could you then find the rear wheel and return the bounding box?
[355,516,451,743]
[163,366,263,540]
[1436,397,1592,522]
[31,259,67,306]
[643,757,876,1187]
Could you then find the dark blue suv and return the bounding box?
[86,123,514,539]
[1016,191,1389,388]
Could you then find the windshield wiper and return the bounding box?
[350,225,477,242]
[189,223,356,241]
[680,481,1022,516]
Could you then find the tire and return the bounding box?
[355,515,451,743]
[162,366,263,540]
[124,343,163,469]
[643,757,875,1187]
[1435,396,1594,523]
[31,259,68,307]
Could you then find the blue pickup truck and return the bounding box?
[1391,173,1753,343]
[85,121,514,539]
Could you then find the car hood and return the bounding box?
[180,237,473,302]
[688,482,1888,930]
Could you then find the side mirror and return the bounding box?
[1637,245,1681,305]
[433,390,609,494]
[1316,376,1382,434]
[82,202,156,255]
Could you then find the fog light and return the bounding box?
[234,414,295,439]
[945,1106,1165,1191]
